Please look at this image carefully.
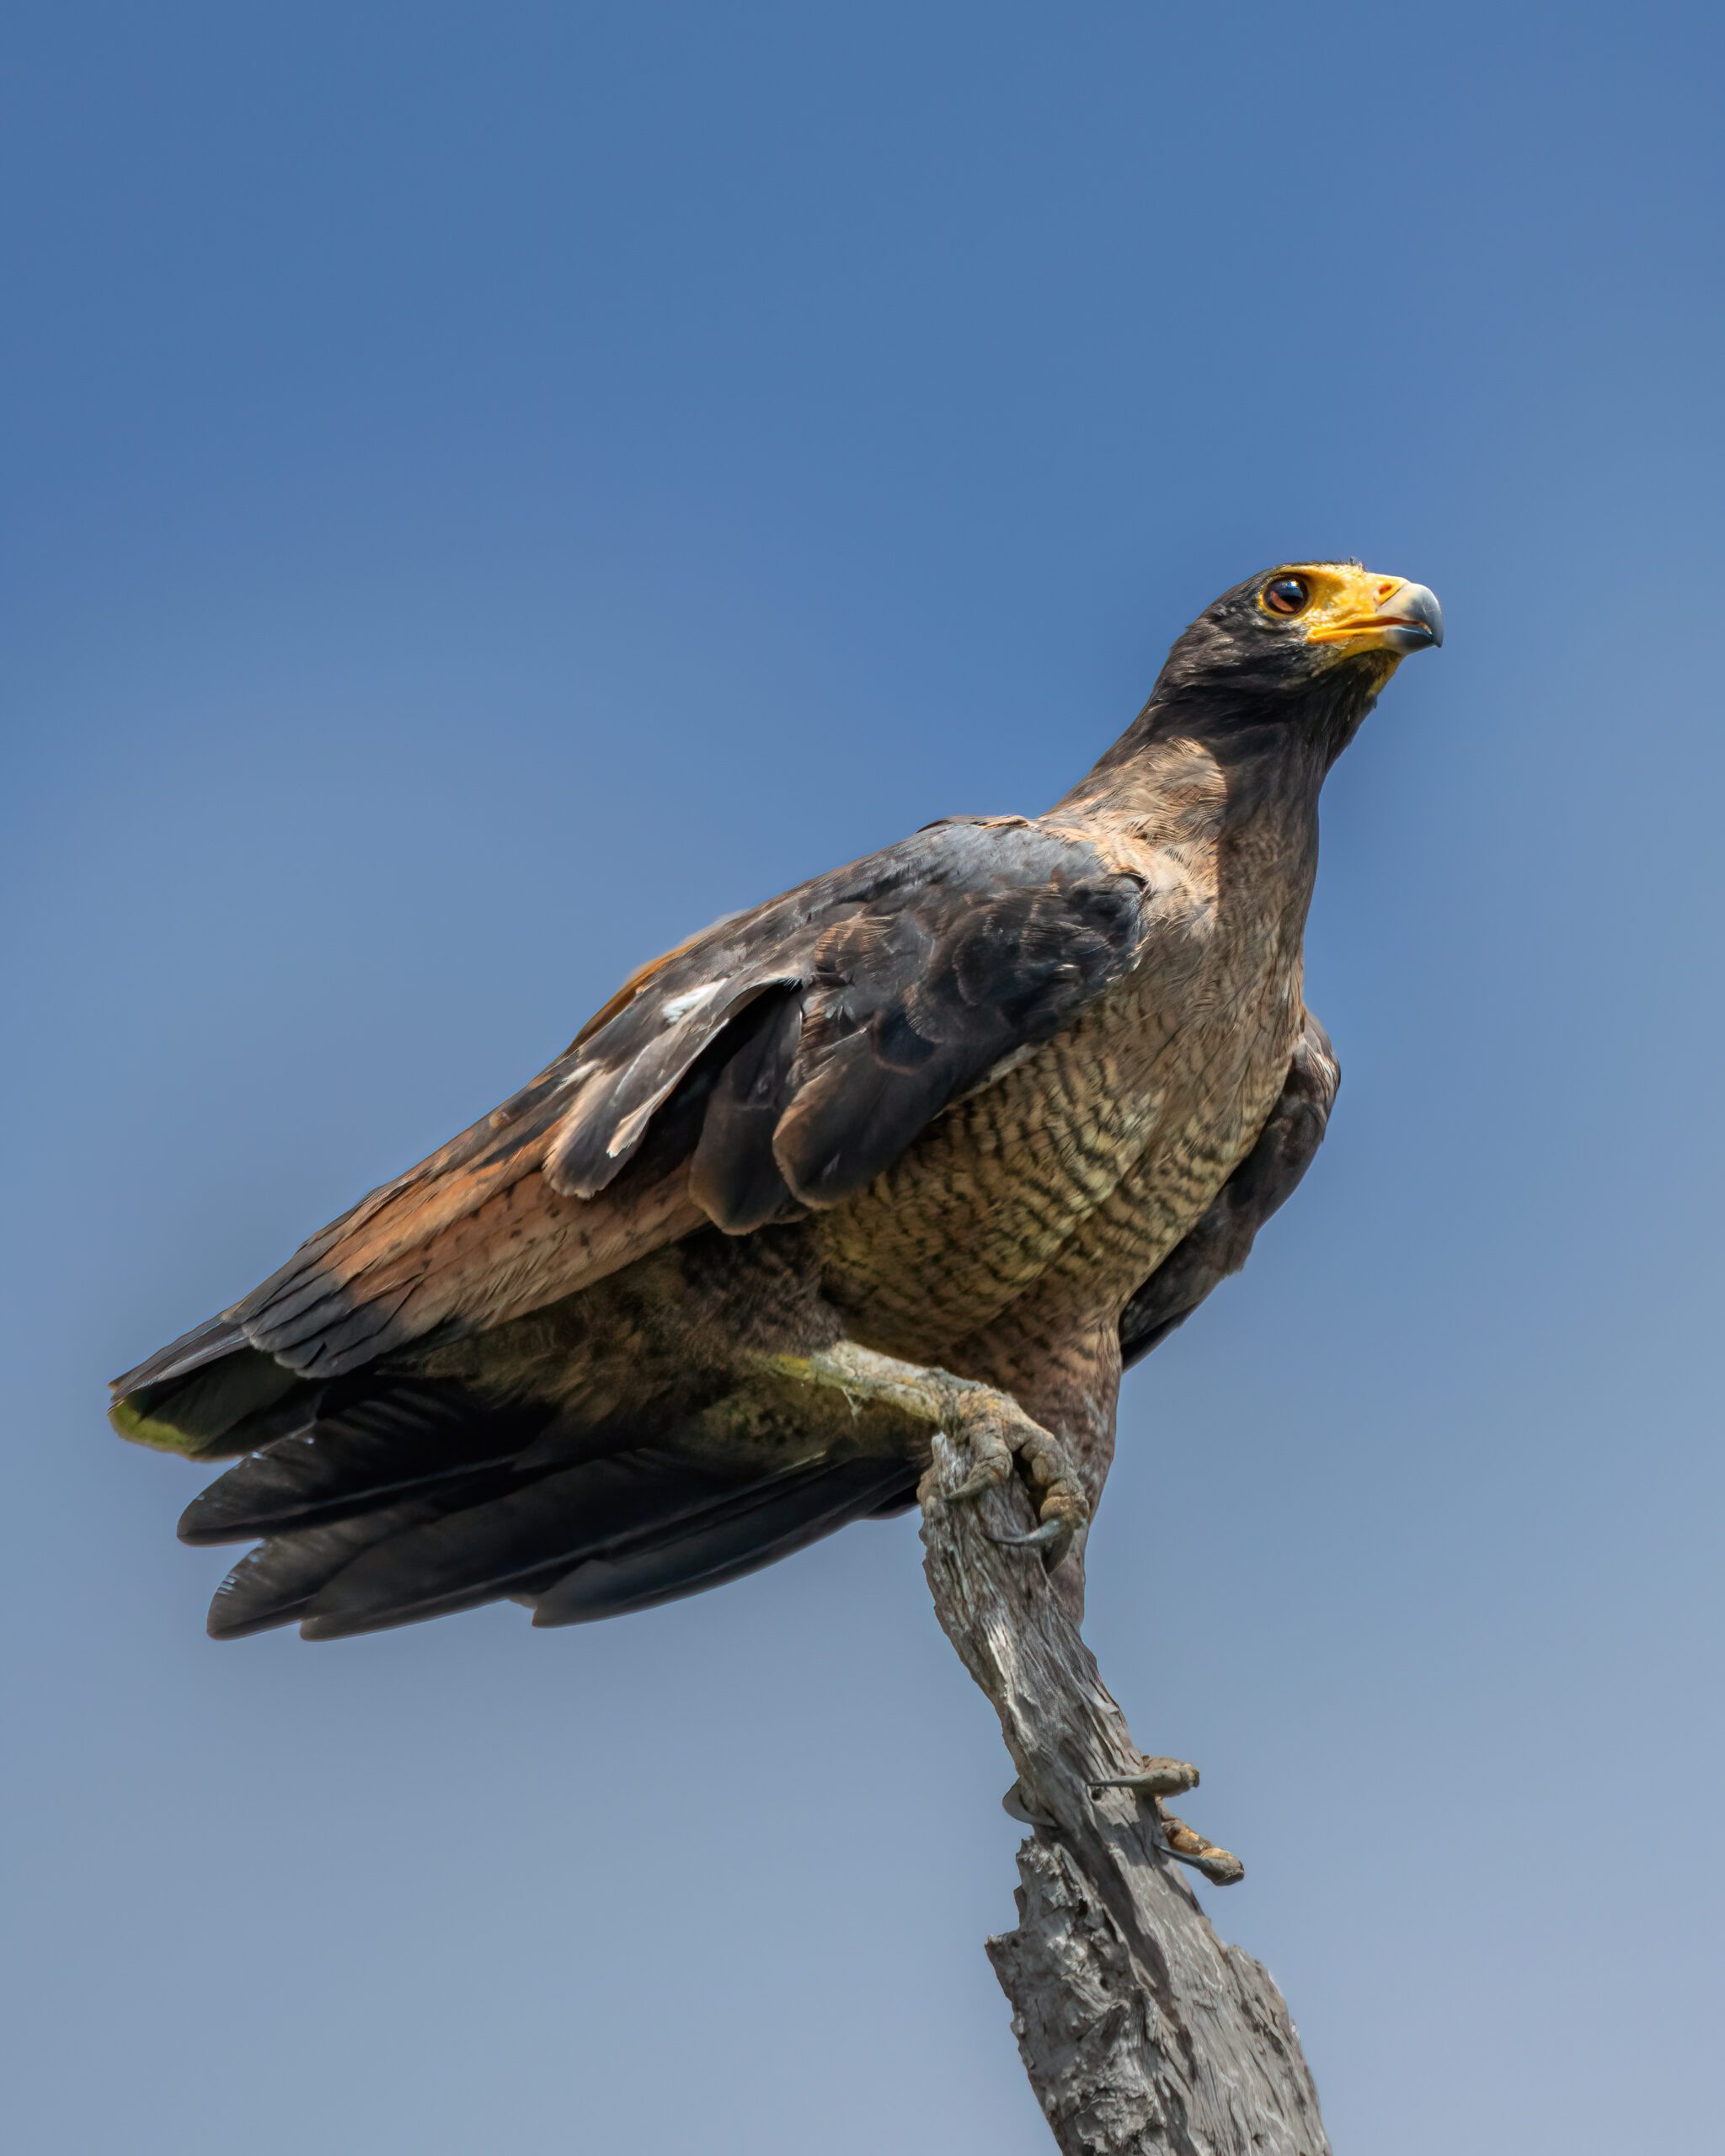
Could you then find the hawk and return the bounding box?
[111,562,1441,1641]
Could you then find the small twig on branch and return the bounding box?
[919,1433,1331,2156]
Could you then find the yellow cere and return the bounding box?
[1262,562,1423,655]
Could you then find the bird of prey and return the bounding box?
[111,562,1441,1643]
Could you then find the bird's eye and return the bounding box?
[1261,576,1311,617]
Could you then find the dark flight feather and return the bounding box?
[291,1446,890,1641]
[206,1505,443,1641]
[686,985,806,1231]
[527,1456,916,1625]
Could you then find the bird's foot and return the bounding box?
[1090,1756,1243,1884]
[935,1389,1088,1570]
[763,1340,1087,1570]
[1003,1761,1242,1882]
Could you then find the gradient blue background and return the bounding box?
[5,5,1722,2150]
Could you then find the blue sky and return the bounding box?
[4,5,1722,2150]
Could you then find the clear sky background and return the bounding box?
[4,5,1722,2151]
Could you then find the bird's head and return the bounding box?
[1071,558,1444,800]
[1166,560,1442,694]
[1138,562,1443,766]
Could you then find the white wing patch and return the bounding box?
[657,979,728,1025]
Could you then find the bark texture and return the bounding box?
[919,1435,1330,2156]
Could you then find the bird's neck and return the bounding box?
[1048,712,1344,969]
[1051,664,1386,863]
[1051,726,1321,851]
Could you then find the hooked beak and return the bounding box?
[1306,579,1444,655]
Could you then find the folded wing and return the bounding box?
[115,815,1151,1402]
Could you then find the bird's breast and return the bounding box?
[813,915,1304,1362]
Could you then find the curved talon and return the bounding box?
[1001,1779,1058,1828]
[987,1517,1076,1566]
[948,1459,1011,1506]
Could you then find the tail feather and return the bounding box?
[297,1450,773,1639]
[291,1447,915,1641]
[178,1381,556,1545]
[120,1334,918,1642]
[207,1507,440,1640]
[528,1456,915,1625]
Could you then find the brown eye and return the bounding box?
[1262,575,1310,616]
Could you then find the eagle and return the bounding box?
[111,562,1441,1641]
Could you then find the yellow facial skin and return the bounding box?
[1258,562,1445,664]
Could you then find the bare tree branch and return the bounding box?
[919,1434,1330,2156]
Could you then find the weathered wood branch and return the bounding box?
[919,1433,1330,2156]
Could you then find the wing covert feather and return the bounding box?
[545,817,1149,1217]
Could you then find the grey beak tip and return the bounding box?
[1404,583,1445,648]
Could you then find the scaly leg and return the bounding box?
[763,1340,1088,1567]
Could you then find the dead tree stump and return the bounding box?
[919,1433,1330,2156]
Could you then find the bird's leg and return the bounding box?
[763,1340,1088,1567]
[772,1342,1238,1871]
